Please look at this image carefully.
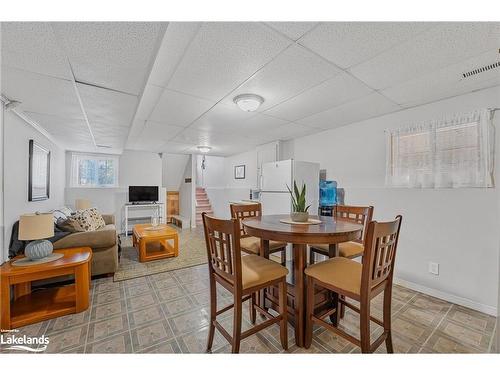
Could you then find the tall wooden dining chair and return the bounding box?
[304,216,402,353]
[230,203,287,265]
[202,212,289,353]
[309,205,374,264]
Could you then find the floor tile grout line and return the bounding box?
[419,303,454,351]
[150,273,183,353]
[83,284,95,353]
[121,280,135,354]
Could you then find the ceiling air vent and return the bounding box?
[96,144,112,149]
[462,61,500,79]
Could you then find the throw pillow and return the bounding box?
[56,217,85,232]
[88,207,106,230]
[69,209,97,232]
[52,209,68,224]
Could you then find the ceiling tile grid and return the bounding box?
[52,22,166,95]
[264,22,319,41]
[298,22,435,69]
[149,88,215,126]
[349,22,500,90]
[221,44,342,111]
[1,22,72,80]
[166,22,292,101]
[264,72,374,121]
[2,66,84,120]
[297,92,402,130]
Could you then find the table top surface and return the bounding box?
[243,215,363,243]
[133,224,178,238]
[1,247,92,276]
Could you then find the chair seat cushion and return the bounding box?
[305,257,362,295]
[311,241,364,258]
[240,236,286,255]
[241,254,288,290]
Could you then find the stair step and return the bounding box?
[196,204,212,209]
[196,199,210,204]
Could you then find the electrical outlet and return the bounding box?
[428,262,439,275]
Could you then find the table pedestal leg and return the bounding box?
[293,243,307,347]
[75,263,90,312]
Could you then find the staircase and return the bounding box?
[196,187,213,225]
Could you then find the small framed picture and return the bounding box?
[28,139,50,201]
[234,165,245,179]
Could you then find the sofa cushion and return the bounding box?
[53,224,116,250]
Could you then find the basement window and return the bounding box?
[70,152,119,188]
[386,109,494,188]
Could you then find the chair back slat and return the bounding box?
[361,216,402,293]
[230,203,262,238]
[202,213,242,287]
[334,205,374,244]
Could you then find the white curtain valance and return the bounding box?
[386,109,495,188]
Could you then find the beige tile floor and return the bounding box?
[0,235,497,354]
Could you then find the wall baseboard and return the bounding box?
[394,277,497,316]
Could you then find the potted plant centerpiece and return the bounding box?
[287,181,311,222]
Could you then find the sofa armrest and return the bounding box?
[53,227,116,250]
[102,214,115,225]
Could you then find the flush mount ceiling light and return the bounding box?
[197,145,212,153]
[233,94,264,112]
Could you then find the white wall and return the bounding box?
[289,86,500,314]
[179,155,194,226]
[162,153,189,190]
[225,149,258,189]
[196,155,225,188]
[65,149,163,233]
[3,111,66,258]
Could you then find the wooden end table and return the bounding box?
[132,224,179,262]
[0,247,92,330]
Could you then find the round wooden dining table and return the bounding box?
[243,214,363,347]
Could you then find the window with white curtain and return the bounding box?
[70,152,119,188]
[386,109,495,188]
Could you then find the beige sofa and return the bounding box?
[53,214,119,276]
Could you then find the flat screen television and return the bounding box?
[128,186,159,203]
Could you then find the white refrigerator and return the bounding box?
[260,159,320,216]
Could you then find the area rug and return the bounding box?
[113,226,208,281]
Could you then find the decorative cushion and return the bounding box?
[241,254,288,290]
[311,241,364,259]
[305,257,362,295]
[240,236,287,254]
[59,206,73,217]
[87,207,106,229]
[52,209,68,224]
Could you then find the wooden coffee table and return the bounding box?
[132,224,179,262]
[0,247,92,330]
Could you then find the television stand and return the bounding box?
[123,202,165,235]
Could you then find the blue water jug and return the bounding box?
[319,180,337,207]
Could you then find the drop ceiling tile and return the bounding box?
[265,72,373,121]
[298,92,401,130]
[135,84,163,121]
[299,22,434,69]
[381,49,500,107]
[167,22,291,101]
[265,22,318,41]
[148,22,201,88]
[77,83,138,128]
[140,121,185,141]
[52,22,166,94]
[26,112,89,137]
[191,103,256,133]
[256,122,320,142]
[1,66,83,119]
[227,113,288,136]
[221,44,341,111]
[1,22,72,79]
[161,141,195,154]
[149,88,214,126]
[129,137,168,152]
[172,127,212,144]
[92,124,129,149]
[350,22,500,90]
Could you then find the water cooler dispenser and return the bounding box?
[319,180,337,216]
